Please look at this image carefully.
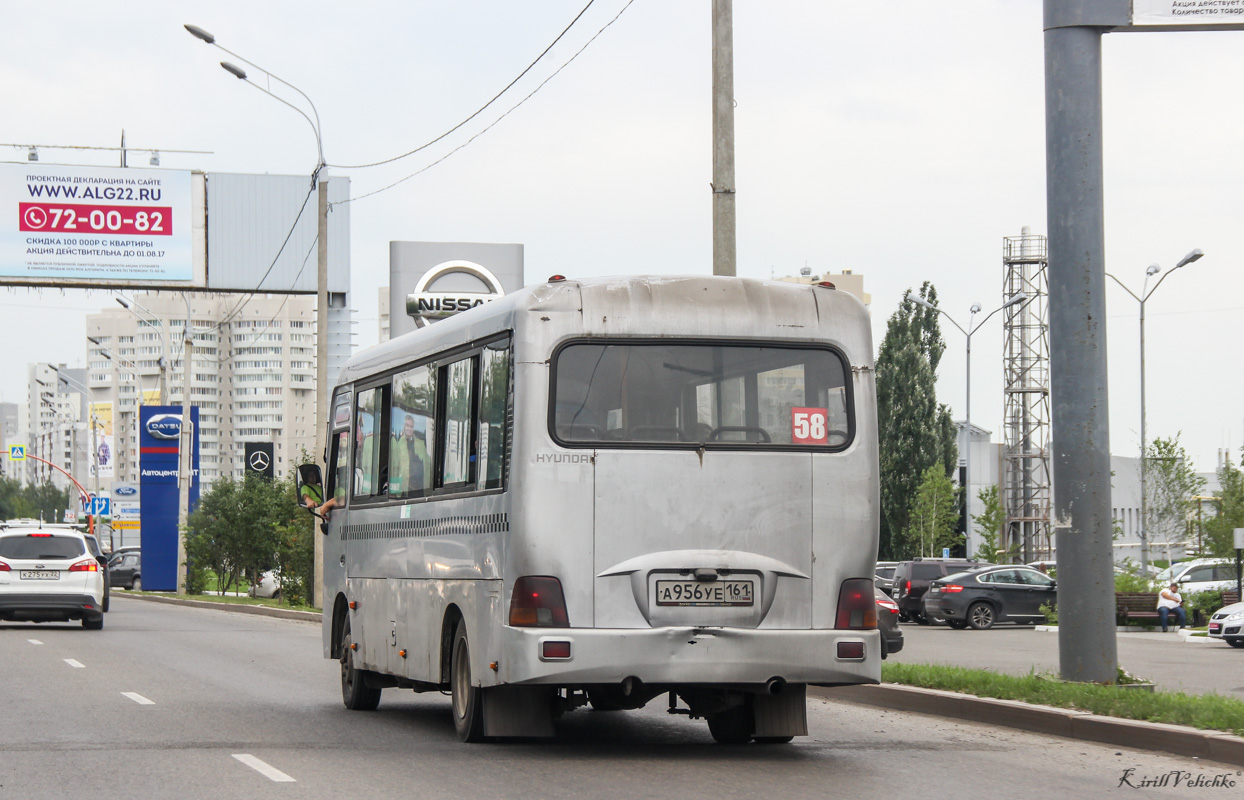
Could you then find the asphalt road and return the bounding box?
[1,597,1239,799]
[889,621,1244,698]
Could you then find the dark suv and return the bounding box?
[892,559,979,624]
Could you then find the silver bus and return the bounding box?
[299,274,881,743]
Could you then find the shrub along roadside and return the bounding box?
[881,662,1244,737]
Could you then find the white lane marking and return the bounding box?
[64,659,85,668]
[232,754,296,783]
[122,692,155,705]
[27,639,42,645]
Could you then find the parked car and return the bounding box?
[249,570,281,599]
[1169,559,1237,594]
[108,551,141,590]
[892,558,980,623]
[1207,599,1244,648]
[923,564,1057,630]
[0,524,106,629]
[876,587,904,657]
[875,561,900,595]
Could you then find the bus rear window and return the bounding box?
[552,342,851,448]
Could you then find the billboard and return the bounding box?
[89,401,114,480]
[1,163,192,283]
[1132,0,1244,25]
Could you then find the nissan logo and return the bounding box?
[146,413,182,440]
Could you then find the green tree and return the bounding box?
[972,484,1011,563]
[1204,451,1244,558]
[876,283,958,558]
[185,472,310,601]
[1144,434,1205,563]
[902,464,962,558]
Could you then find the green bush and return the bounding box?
[1185,589,1226,622]
[1039,601,1058,625]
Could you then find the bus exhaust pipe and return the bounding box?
[765,677,786,695]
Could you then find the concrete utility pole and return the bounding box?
[711,0,736,277]
[176,296,193,596]
[1044,4,1117,684]
[315,179,328,607]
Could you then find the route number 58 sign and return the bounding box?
[791,407,830,445]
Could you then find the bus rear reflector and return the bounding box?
[835,578,877,630]
[509,576,570,628]
[837,642,865,659]
[541,641,572,659]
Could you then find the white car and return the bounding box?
[1168,559,1237,594]
[248,570,281,599]
[1207,600,1244,648]
[0,524,107,629]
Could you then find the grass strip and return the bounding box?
[882,662,1244,737]
[121,589,318,614]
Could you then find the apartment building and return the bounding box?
[84,293,318,488]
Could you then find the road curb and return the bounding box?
[116,591,322,622]
[815,684,1244,767]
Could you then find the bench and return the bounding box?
[1115,592,1160,625]
[1224,591,1240,607]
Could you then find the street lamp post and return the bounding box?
[1105,248,1203,574]
[186,24,329,607]
[906,291,1028,559]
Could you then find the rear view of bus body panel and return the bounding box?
[499,275,880,688]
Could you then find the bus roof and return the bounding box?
[336,275,871,388]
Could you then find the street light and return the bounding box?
[906,290,1028,559]
[187,23,330,606]
[1106,248,1204,574]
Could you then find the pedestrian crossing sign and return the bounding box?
[8,445,24,460]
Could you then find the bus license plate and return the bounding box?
[656,579,754,606]
[20,571,59,580]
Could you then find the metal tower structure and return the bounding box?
[1002,227,1052,562]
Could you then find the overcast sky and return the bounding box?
[2,1,1242,473]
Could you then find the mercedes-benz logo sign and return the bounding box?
[248,451,271,472]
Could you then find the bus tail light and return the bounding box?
[835,579,877,630]
[69,559,99,572]
[509,576,570,628]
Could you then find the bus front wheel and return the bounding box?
[451,624,486,742]
[340,618,381,711]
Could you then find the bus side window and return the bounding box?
[327,429,349,505]
[353,386,390,499]
[478,340,511,490]
[390,364,436,499]
[439,356,477,489]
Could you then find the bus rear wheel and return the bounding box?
[451,624,486,742]
[340,618,381,711]
[706,699,754,744]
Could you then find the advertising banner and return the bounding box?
[1133,0,1244,24]
[1,163,192,282]
[90,401,114,480]
[139,405,199,591]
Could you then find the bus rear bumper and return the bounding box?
[498,626,881,687]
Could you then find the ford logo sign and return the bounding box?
[114,486,137,497]
[146,413,182,440]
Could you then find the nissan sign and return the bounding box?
[406,261,506,328]
[145,413,182,440]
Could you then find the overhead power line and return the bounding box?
[327,0,599,171]
[341,0,635,205]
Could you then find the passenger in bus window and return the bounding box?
[389,413,429,496]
